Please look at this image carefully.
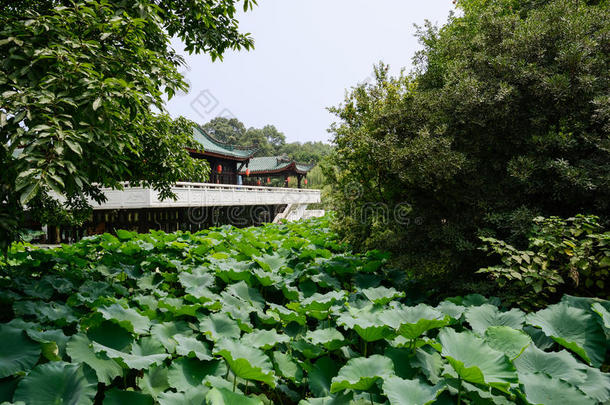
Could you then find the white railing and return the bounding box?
[89,182,321,210]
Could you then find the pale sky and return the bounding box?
[165,1,456,144]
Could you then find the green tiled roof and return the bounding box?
[240,156,314,175]
[192,127,257,159]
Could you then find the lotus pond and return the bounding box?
[0,216,609,405]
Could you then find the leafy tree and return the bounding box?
[201,117,248,145]
[327,0,610,293]
[278,141,333,165]
[0,0,256,250]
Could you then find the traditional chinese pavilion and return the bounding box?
[239,156,314,188]
[188,126,257,184]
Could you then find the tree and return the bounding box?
[0,0,256,250]
[201,117,248,144]
[327,0,610,293]
[278,141,333,164]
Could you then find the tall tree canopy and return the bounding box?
[327,0,610,291]
[0,0,256,249]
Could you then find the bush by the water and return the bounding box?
[0,217,609,404]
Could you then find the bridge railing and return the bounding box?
[89,182,321,210]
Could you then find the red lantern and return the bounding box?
[267,177,271,184]
[304,178,308,185]
[257,179,261,186]
[246,168,250,177]
[217,164,222,174]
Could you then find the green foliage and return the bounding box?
[0,217,608,404]
[0,0,255,250]
[479,215,610,307]
[326,0,610,290]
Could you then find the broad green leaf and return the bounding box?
[13,362,96,405]
[380,304,449,339]
[308,357,339,397]
[225,281,265,310]
[361,286,404,305]
[483,326,531,360]
[526,303,606,367]
[102,389,153,405]
[297,392,354,405]
[93,337,168,370]
[157,388,207,405]
[0,325,41,378]
[206,387,264,405]
[435,301,465,321]
[330,355,394,393]
[199,313,241,342]
[241,329,290,350]
[306,328,346,350]
[137,365,169,399]
[168,357,226,392]
[438,328,518,393]
[253,252,286,273]
[98,303,151,334]
[414,348,445,385]
[579,367,610,403]
[465,304,525,335]
[174,335,213,361]
[337,306,391,342]
[382,376,442,405]
[513,344,588,386]
[272,351,303,383]
[592,302,610,331]
[150,321,192,353]
[520,372,595,405]
[213,339,275,387]
[66,334,122,384]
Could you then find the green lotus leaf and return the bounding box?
[379,304,449,339]
[174,335,213,360]
[13,301,77,326]
[361,286,405,305]
[253,252,286,273]
[526,303,606,367]
[435,301,465,321]
[252,268,283,286]
[157,388,207,405]
[150,321,193,353]
[267,303,306,325]
[483,326,531,360]
[337,306,392,342]
[87,321,134,351]
[98,303,151,334]
[382,376,442,405]
[0,325,41,378]
[206,387,264,405]
[199,313,241,342]
[168,357,226,392]
[438,328,518,393]
[513,344,588,385]
[158,298,203,317]
[414,347,445,385]
[579,367,610,403]
[306,328,346,350]
[0,377,19,403]
[308,357,340,397]
[66,333,123,384]
[213,338,276,387]
[297,394,354,405]
[295,291,346,313]
[292,339,326,359]
[210,258,252,284]
[178,268,216,301]
[520,372,595,405]
[272,351,303,383]
[13,362,96,405]
[330,355,394,393]
[202,375,239,392]
[137,365,169,399]
[27,328,69,361]
[93,337,168,370]
[465,304,525,335]
[241,329,290,350]
[592,302,610,331]
[225,281,265,310]
[102,389,153,405]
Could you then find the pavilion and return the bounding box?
[239,156,314,188]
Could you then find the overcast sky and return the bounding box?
[165,1,456,144]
